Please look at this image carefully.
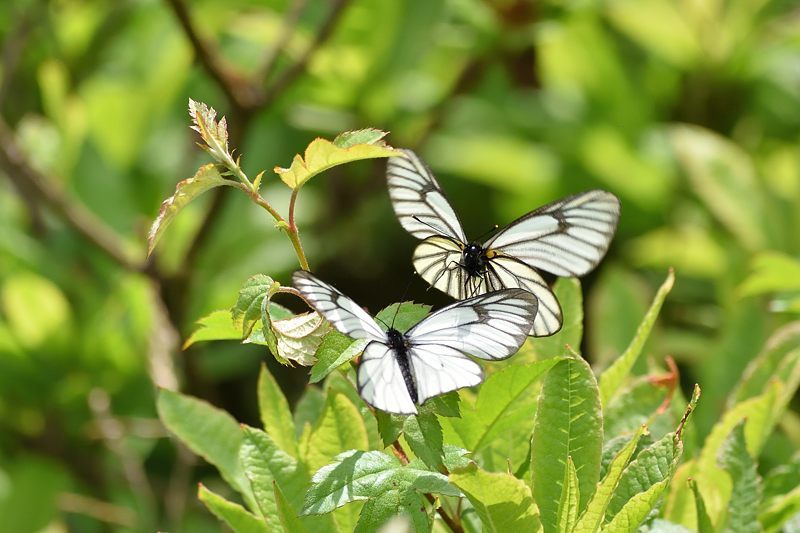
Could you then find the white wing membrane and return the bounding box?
[358,342,417,415]
[484,190,620,277]
[409,345,483,405]
[413,237,472,298]
[292,271,384,341]
[387,150,467,242]
[407,289,537,360]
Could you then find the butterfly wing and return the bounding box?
[292,271,385,341]
[387,149,467,242]
[485,256,562,337]
[407,344,483,406]
[483,190,620,277]
[358,342,418,415]
[412,236,473,298]
[407,289,538,361]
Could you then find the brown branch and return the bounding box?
[257,0,309,82]
[0,117,144,271]
[163,0,258,110]
[259,0,350,106]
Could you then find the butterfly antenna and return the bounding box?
[411,215,444,235]
[476,223,499,242]
[390,273,416,329]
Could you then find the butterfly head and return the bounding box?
[386,327,408,350]
[463,242,487,277]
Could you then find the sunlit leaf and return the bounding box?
[717,423,762,533]
[147,164,233,256]
[274,129,402,189]
[232,275,282,337]
[257,365,298,457]
[198,484,269,533]
[557,457,579,533]
[304,393,369,475]
[738,251,800,296]
[310,331,367,384]
[188,98,231,163]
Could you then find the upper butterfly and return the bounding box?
[293,271,537,415]
[387,149,620,337]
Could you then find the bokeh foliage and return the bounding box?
[0,0,799,530]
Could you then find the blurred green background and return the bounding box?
[1,0,799,530]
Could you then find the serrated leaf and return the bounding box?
[240,427,334,532]
[574,425,646,533]
[232,275,281,337]
[275,130,402,189]
[374,302,431,333]
[183,310,241,349]
[157,390,253,508]
[532,357,602,532]
[303,450,457,515]
[304,393,369,475]
[257,365,297,457]
[688,479,714,533]
[450,462,541,532]
[376,411,406,447]
[310,331,367,384]
[717,423,761,533]
[147,164,232,256]
[602,478,671,532]
[403,413,445,470]
[599,269,675,406]
[424,392,461,418]
[354,489,430,533]
[443,359,562,472]
[188,99,233,164]
[557,457,579,533]
[198,484,269,533]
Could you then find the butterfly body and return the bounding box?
[387,149,621,337]
[385,327,418,404]
[293,271,538,414]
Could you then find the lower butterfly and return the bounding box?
[293,271,538,414]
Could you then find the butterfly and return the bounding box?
[293,271,538,414]
[387,149,620,337]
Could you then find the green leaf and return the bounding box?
[403,413,445,470]
[303,450,457,515]
[530,278,583,359]
[574,425,646,533]
[0,272,71,349]
[157,390,251,502]
[717,423,762,533]
[310,331,368,384]
[449,462,541,532]
[443,359,562,471]
[293,386,325,438]
[729,322,800,405]
[688,479,714,533]
[275,129,403,189]
[738,251,800,296]
[531,357,602,532]
[557,457,579,533]
[599,269,675,407]
[759,486,800,532]
[232,275,281,338]
[304,393,369,475]
[257,365,297,457]
[425,392,461,417]
[604,376,670,440]
[354,489,430,533]
[274,481,307,533]
[602,478,671,532]
[183,310,241,349]
[376,411,405,447]
[668,125,769,250]
[198,484,269,533]
[374,302,431,333]
[147,164,232,256]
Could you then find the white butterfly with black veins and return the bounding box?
[293,271,538,415]
[387,149,620,337]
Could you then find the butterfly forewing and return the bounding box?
[387,149,467,242]
[292,271,385,341]
[484,190,620,278]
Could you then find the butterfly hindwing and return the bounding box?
[387,149,467,242]
[358,341,418,415]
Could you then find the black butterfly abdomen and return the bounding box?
[463,242,486,277]
[386,328,418,404]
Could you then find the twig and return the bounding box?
[257,0,309,81]
[0,117,143,271]
[58,492,137,527]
